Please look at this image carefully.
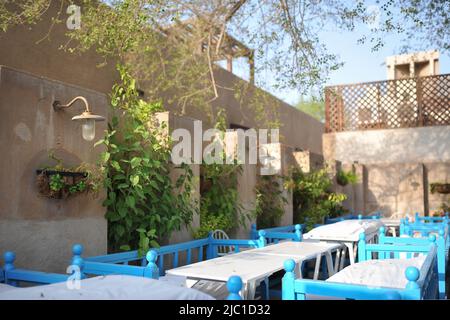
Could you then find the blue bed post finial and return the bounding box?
[4,251,17,286]
[436,228,446,299]
[3,251,15,272]
[405,267,420,290]
[226,275,243,300]
[379,226,386,241]
[282,259,296,300]
[144,250,159,279]
[258,230,266,248]
[414,212,419,222]
[71,256,85,280]
[399,219,405,235]
[357,233,366,262]
[406,224,412,237]
[428,234,436,244]
[71,244,85,279]
[294,224,303,242]
[206,231,215,259]
[378,227,386,259]
[71,244,83,264]
[250,223,257,240]
[438,227,445,238]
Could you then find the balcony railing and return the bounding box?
[324,73,450,133]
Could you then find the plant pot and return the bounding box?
[36,169,88,199]
[430,183,450,194]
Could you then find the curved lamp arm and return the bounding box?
[53,96,91,113]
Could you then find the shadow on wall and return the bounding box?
[364,163,424,217]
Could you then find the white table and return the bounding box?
[166,241,342,300]
[380,218,401,237]
[303,220,384,265]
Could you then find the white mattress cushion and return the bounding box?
[0,283,17,293]
[303,220,384,241]
[326,256,426,289]
[0,275,214,300]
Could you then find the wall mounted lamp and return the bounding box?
[53,96,105,141]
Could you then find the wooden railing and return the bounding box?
[325,73,450,133]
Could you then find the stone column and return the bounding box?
[154,112,201,244]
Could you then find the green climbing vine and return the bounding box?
[97,64,197,256]
[254,175,288,229]
[194,110,248,238]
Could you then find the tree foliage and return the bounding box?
[295,96,325,122]
[1,0,447,119]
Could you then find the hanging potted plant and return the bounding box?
[36,153,102,199]
[336,169,358,186]
[430,182,450,194]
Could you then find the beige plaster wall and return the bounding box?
[323,126,450,165]
[324,126,450,217]
[0,66,108,272]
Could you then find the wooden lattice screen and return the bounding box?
[325,73,450,133]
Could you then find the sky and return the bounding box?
[276,28,450,106]
[220,3,450,107]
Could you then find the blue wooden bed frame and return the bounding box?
[414,212,449,224]
[281,232,439,300]
[324,212,382,225]
[1,251,83,286]
[400,219,449,253]
[1,250,243,300]
[250,224,305,240]
[82,232,265,278]
[257,225,303,244]
[378,226,448,299]
[251,213,382,241]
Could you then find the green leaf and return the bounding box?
[130,157,142,168]
[120,245,131,251]
[130,175,140,186]
[126,196,136,208]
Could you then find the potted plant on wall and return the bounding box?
[36,152,102,199]
[430,182,450,194]
[336,169,358,187]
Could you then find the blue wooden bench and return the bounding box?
[281,231,439,300]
